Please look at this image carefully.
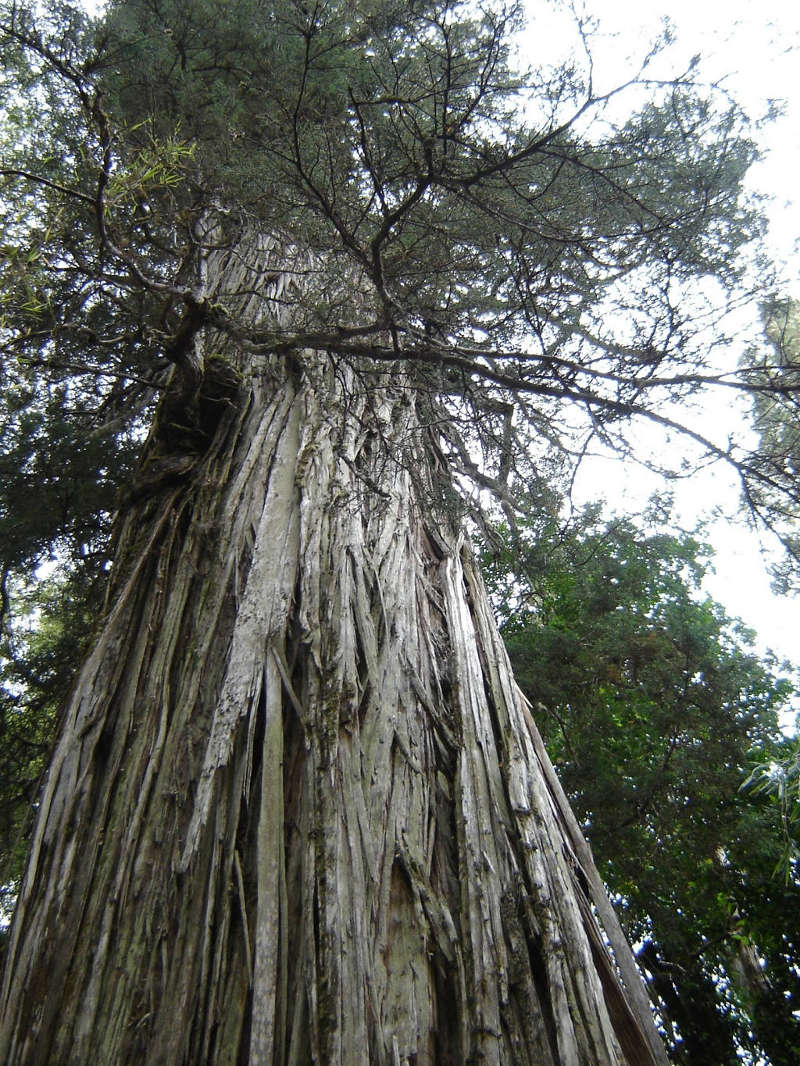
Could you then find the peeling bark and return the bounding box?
[0,237,668,1066]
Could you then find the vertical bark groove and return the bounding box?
[0,237,668,1066]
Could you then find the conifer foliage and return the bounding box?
[0,1,795,1064]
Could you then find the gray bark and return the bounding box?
[0,236,668,1066]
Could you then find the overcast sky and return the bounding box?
[79,0,799,667]
[519,0,800,670]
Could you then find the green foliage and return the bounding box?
[1,0,798,1046]
[742,297,800,589]
[743,737,800,880]
[2,0,771,399]
[0,2,144,919]
[0,565,103,930]
[2,0,793,571]
[0,376,136,573]
[484,503,800,1065]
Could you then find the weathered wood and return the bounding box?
[0,236,668,1066]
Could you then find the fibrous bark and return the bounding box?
[0,236,668,1066]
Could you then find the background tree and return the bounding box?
[734,296,800,891]
[1,0,797,1063]
[484,502,800,1065]
[745,732,800,884]
[741,296,800,587]
[0,568,102,931]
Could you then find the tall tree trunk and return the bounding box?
[0,238,668,1066]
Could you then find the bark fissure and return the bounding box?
[1,236,668,1066]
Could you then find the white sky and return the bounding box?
[520,0,800,670]
[77,0,799,667]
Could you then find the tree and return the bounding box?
[744,716,800,886]
[0,566,104,932]
[741,296,800,588]
[0,0,791,1062]
[484,505,800,1064]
